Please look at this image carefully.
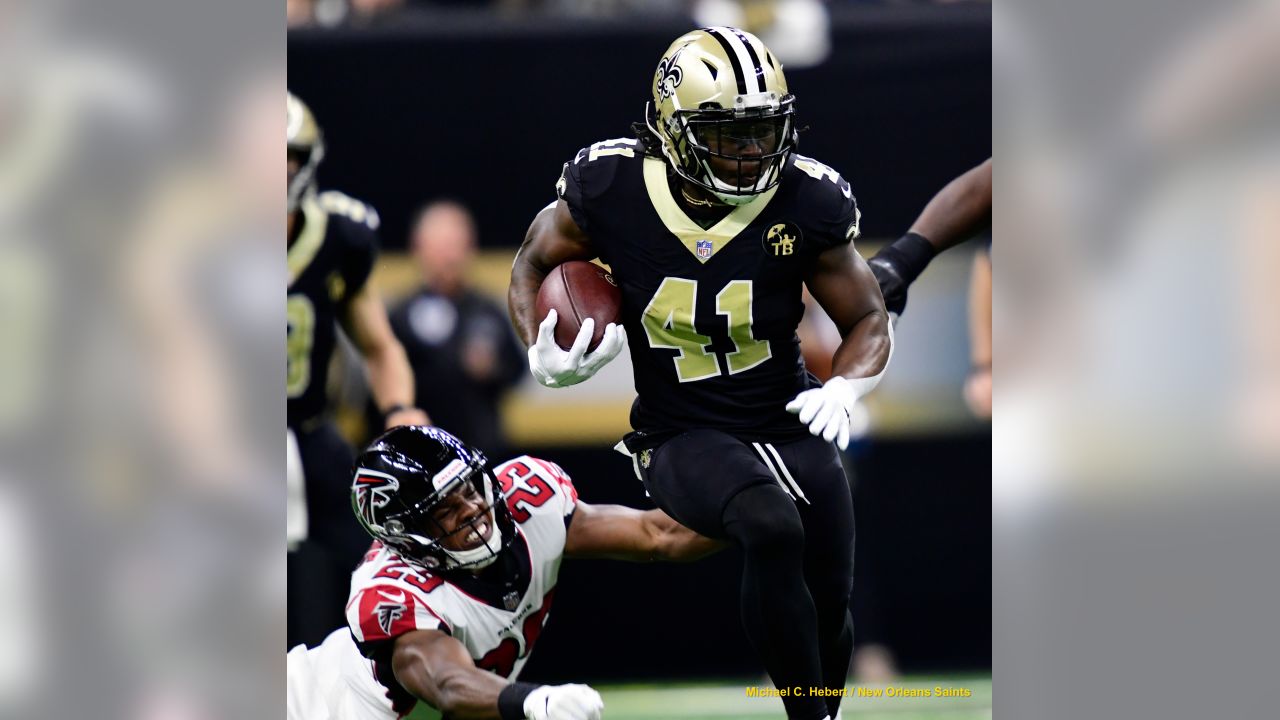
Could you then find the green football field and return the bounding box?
[408,676,992,719]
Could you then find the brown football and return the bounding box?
[535,261,622,351]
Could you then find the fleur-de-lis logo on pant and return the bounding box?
[655,48,685,100]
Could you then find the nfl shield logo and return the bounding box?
[696,239,713,261]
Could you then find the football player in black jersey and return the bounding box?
[508,29,892,720]
[287,91,429,648]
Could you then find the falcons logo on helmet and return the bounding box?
[353,468,400,527]
[374,601,406,635]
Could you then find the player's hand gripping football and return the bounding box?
[528,309,625,388]
[523,683,604,720]
[786,376,863,451]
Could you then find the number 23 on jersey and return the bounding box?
[641,278,771,383]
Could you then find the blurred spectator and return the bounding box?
[965,246,992,419]
[351,0,406,18]
[287,0,315,26]
[390,201,526,457]
[694,0,831,67]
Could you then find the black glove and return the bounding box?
[868,232,937,317]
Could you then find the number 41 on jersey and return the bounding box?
[641,278,771,383]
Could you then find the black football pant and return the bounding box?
[640,430,854,720]
[287,421,367,648]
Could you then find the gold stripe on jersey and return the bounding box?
[642,157,777,262]
[287,196,328,284]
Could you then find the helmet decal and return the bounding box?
[655,46,686,101]
[431,458,469,492]
[353,468,400,529]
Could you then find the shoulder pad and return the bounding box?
[572,137,642,167]
[318,190,381,231]
[494,456,578,520]
[787,154,861,242]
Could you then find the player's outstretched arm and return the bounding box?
[392,629,604,720]
[563,501,725,562]
[788,244,893,449]
[909,158,993,253]
[342,282,430,428]
[508,200,597,347]
[870,158,992,316]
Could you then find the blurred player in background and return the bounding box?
[287,425,719,720]
[509,28,891,720]
[390,200,527,458]
[869,158,992,318]
[287,91,429,648]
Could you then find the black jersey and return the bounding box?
[287,191,379,429]
[557,138,861,445]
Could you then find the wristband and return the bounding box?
[498,682,540,720]
[878,232,938,285]
[380,404,408,422]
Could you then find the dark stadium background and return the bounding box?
[289,3,990,682]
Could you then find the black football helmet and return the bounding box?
[351,426,514,572]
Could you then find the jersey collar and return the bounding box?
[642,157,777,263]
[287,195,327,285]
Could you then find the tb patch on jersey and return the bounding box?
[763,221,802,257]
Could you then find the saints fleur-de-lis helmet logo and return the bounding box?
[655,46,685,101]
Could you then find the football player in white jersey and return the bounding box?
[287,425,720,720]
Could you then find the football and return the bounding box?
[535,261,622,351]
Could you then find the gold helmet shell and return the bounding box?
[287,91,325,213]
[646,27,796,205]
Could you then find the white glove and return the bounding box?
[528,309,625,388]
[523,683,604,720]
[786,376,862,451]
[788,322,894,449]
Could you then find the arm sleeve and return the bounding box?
[810,183,861,252]
[340,219,379,301]
[555,150,591,234]
[318,191,381,301]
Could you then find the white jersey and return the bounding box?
[286,456,578,720]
